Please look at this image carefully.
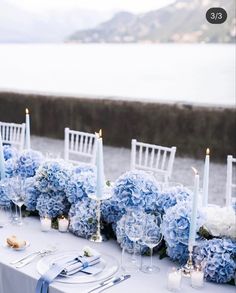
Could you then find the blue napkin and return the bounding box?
[35,253,100,293]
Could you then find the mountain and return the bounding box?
[68,0,236,43]
[0,0,113,43]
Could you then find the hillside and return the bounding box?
[68,0,236,43]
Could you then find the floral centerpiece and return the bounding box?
[203,206,236,239]
[33,160,71,218]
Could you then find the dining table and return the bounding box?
[0,217,235,293]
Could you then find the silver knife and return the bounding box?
[96,275,131,293]
[87,276,118,293]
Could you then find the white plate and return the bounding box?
[5,240,30,251]
[37,250,119,284]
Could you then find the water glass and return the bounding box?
[122,209,145,272]
[0,206,10,227]
[7,177,27,225]
[141,213,162,273]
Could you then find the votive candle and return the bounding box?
[167,268,181,292]
[40,217,51,232]
[191,268,204,288]
[58,216,69,232]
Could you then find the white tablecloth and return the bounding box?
[0,217,235,293]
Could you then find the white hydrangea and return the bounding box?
[204,206,236,239]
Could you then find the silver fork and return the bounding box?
[10,251,41,265]
[13,248,56,268]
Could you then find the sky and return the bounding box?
[5,0,175,13]
[0,0,176,42]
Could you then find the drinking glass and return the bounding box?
[141,213,163,273]
[8,177,26,225]
[0,206,10,227]
[122,209,145,272]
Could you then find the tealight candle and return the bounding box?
[167,268,181,292]
[58,217,69,232]
[40,217,51,232]
[191,268,204,289]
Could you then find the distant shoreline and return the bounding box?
[0,89,234,109]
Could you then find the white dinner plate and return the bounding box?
[37,250,119,284]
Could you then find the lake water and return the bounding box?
[0,44,235,106]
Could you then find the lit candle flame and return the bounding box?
[25,108,29,114]
[206,148,210,155]
[95,129,102,138]
[191,167,198,175]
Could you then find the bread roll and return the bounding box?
[6,235,26,248]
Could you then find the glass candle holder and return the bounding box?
[167,268,182,292]
[40,216,51,232]
[58,216,69,232]
[191,266,204,289]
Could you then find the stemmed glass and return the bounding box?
[8,177,26,225]
[141,213,163,273]
[122,209,145,272]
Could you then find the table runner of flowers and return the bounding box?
[0,146,235,285]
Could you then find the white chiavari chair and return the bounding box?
[64,128,97,166]
[0,121,25,151]
[226,155,236,207]
[130,139,176,183]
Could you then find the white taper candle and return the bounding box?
[189,167,199,250]
[25,108,31,150]
[202,148,210,207]
[0,133,6,180]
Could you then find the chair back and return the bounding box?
[0,121,25,151]
[131,139,176,182]
[226,155,236,207]
[64,128,97,165]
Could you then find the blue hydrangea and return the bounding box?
[101,198,125,231]
[15,150,43,178]
[4,158,16,178]
[65,168,95,204]
[74,165,95,174]
[35,160,71,193]
[0,179,11,207]
[161,201,205,247]
[113,170,161,214]
[194,238,236,283]
[166,242,189,265]
[156,186,192,214]
[3,145,18,161]
[24,177,41,211]
[36,190,70,218]
[69,198,97,239]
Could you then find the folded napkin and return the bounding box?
[61,255,101,276]
[36,252,101,293]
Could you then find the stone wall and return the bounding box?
[0,91,235,161]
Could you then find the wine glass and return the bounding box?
[141,213,163,273]
[8,177,26,225]
[122,209,145,272]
